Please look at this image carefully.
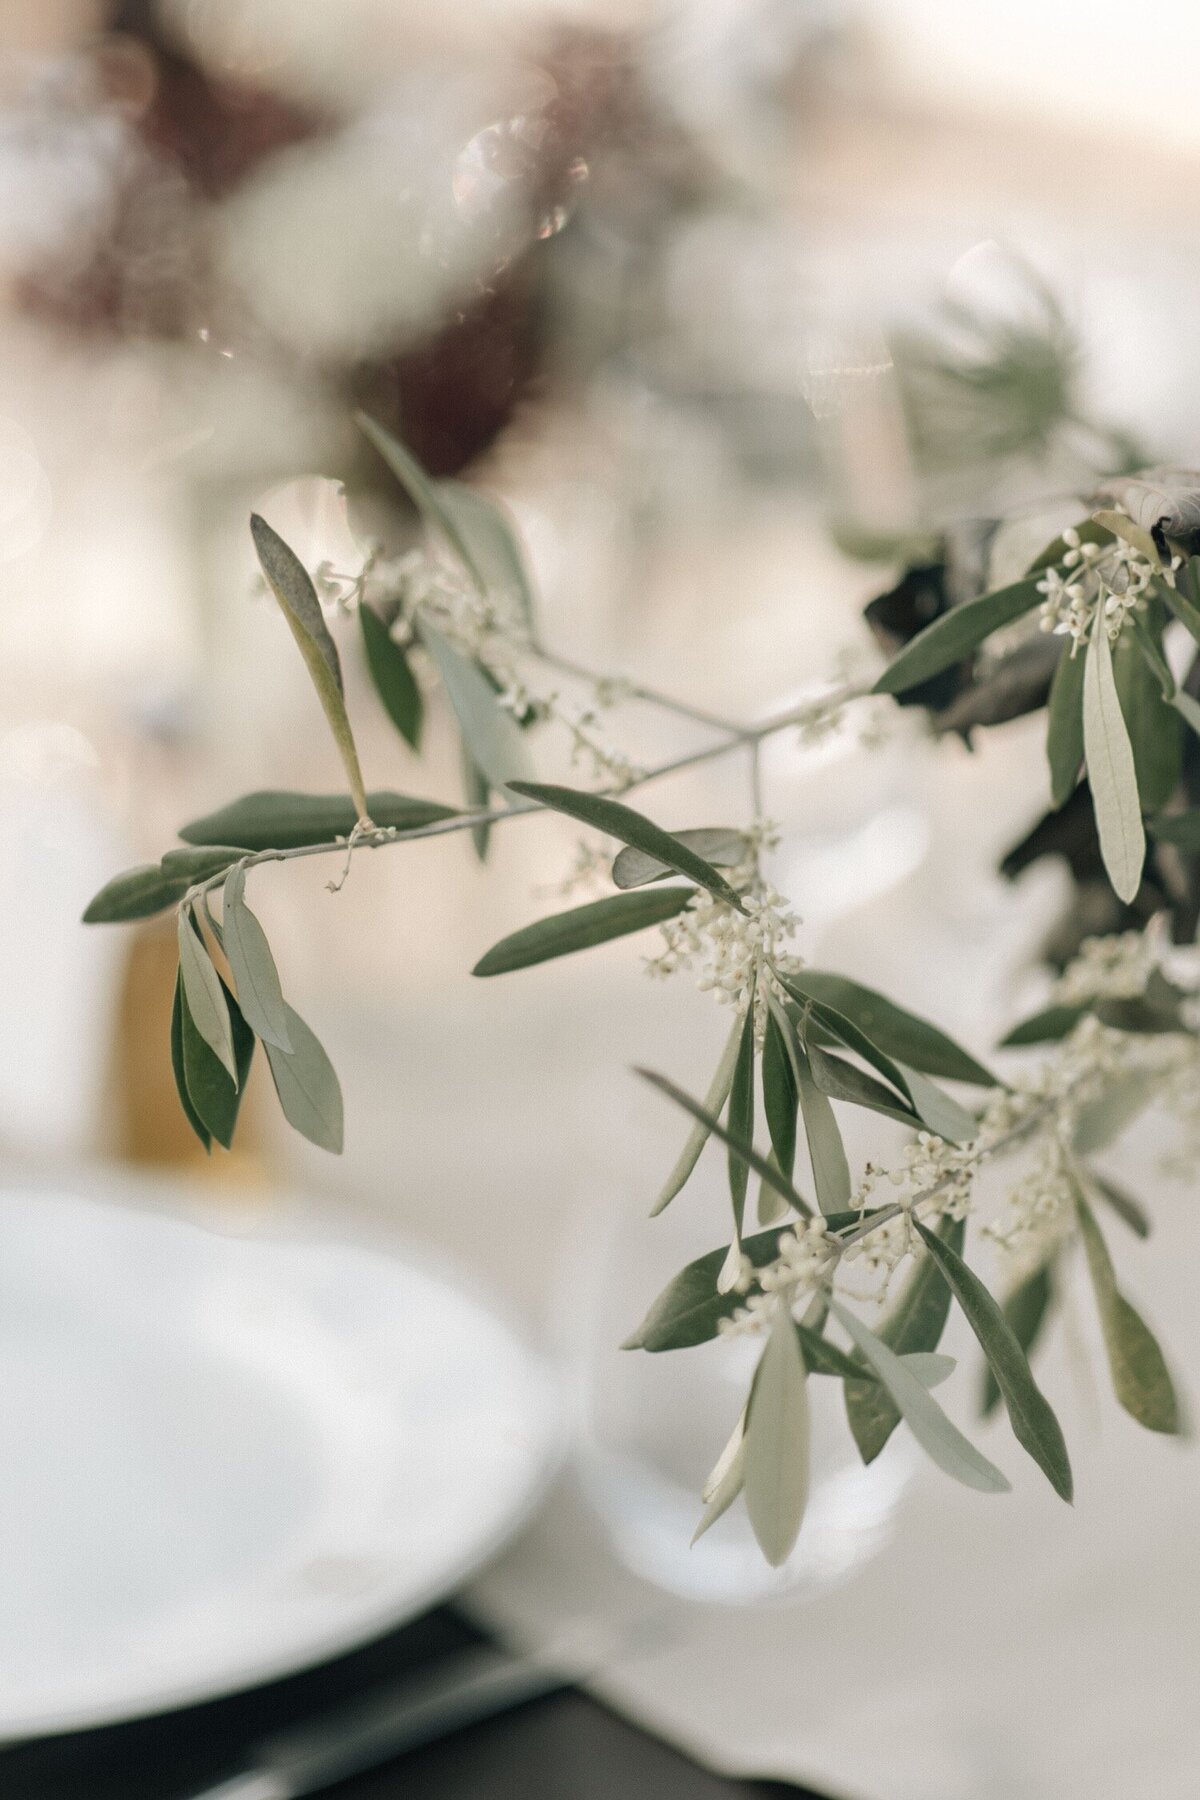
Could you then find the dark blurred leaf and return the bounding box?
[1114,624,1181,814]
[1088,1172,1152,1240]
[1046,641,1086,809]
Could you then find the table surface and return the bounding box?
[0,1608,830,1800]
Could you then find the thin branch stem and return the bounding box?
[191,678,874,899]
[528,639,740,735]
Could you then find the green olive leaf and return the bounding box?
[473,887,695,977]
[832,1298,1010,1493]
[872,578,1042,697]
[1074,1188,1179,1433]
[508,782,746,912]
[359,603,423,750]
[222,863,291,1052]
[177,909,237,1085]
[913,1219,1072,1500]
[263,1004,344,1154]
[250,514,369,821]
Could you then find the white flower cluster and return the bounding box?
[1036,525,1159,649]
[1054,931,1155,1006]
[645,882,800,1014]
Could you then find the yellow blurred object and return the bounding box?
[105,918,271,1185]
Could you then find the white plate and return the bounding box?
[0,1171,561,1740]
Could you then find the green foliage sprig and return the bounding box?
[85,415,1198,1568]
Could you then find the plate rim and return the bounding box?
[0,1162,563,1741]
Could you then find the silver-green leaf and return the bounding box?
[416,617,533,791]
[743,1304,810,1567]
[1074,1189,1179,1433]
[913,1219,1072,1500]
[652,1017,743,1216]
[263,1004,344,1154]
[250,514,369,822]
[223,864,291,1052]
[831,1298,1011,1494]
[1083,610,1145,903]
[177,909,237,1085]
[508,782,746,913]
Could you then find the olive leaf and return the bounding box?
[805,1044,919,1127]
[178,971,256,1150]
[473,887,695,977]
[416,618,533,790]
[844,1214,962,1464]
[981,1261,1055,1417]
[222,864,291,1052]
[1074,1189,1179,1433]
[460,744,492,862]
[692,1408,746,1544]
[999,1003,1084,1048]
[177,909,237,1085]
[1045,644,1085,809]
[743,1303,810,1566]
[913,1219,1072,1500]
[784,969,995,1086]
[84,864,192,925]
[622,1227,789,1351]
[1113,625,1180,814]
[652,1017,743,1216]
[612,829,746,890]
[180,790,456,852]
[509,782,746,912]
[170,975,210,1151]
[359,603,423,750]
[434,483,537,631]
[250,514,369,821]
[263,1004,344,1154]
[1083,609,1145,904]
[767,996,851,1212]
[1072,1069,1157,1156]
[355,412,492,597]
[1087,1171,1151,1239]
[831,1299,1010,1494]
[1148,808,1200,850]
[761,1006,798,1180]
[872,577,1042,697]
[896,1065,978,1146]
[726,992,757,1238]
[1091,508,1160,566]
[635,1067,812,1220]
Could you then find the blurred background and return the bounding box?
[5,3,1200,1792]
[6,0,1200,1309]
